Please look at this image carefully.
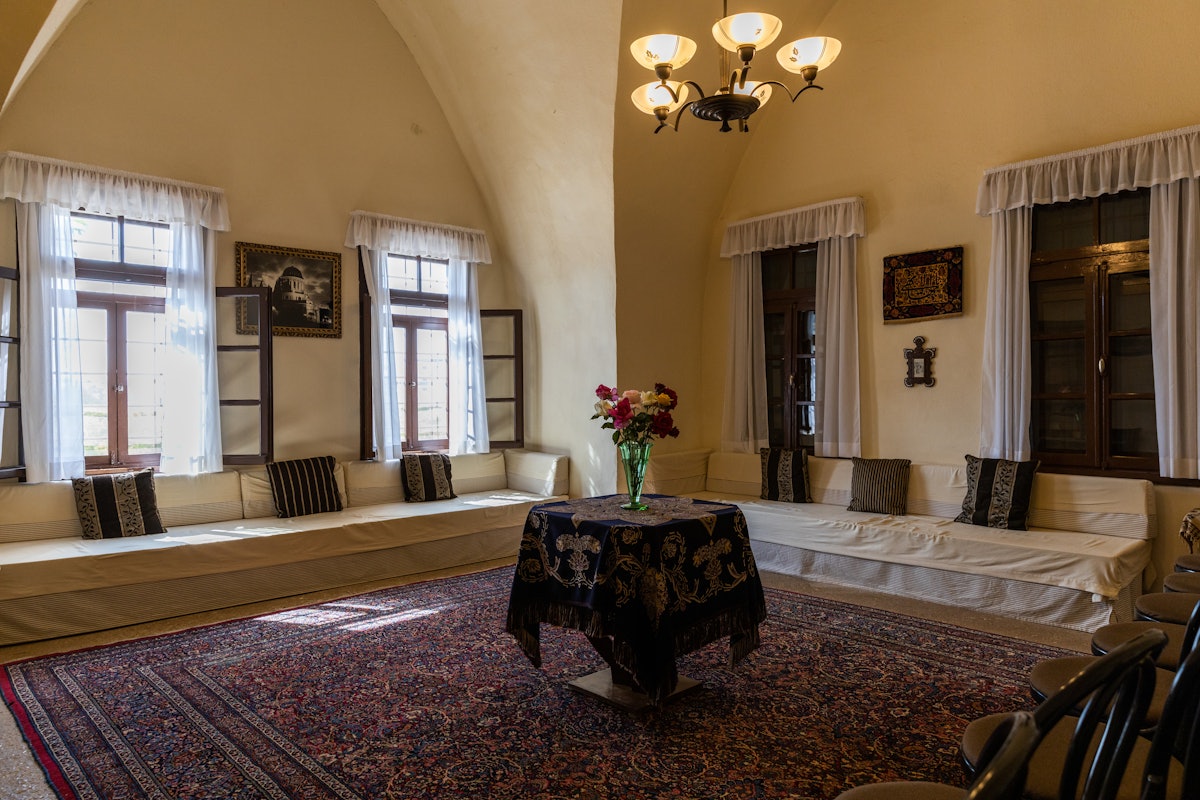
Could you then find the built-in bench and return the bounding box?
[643,450,1156,632]
[0,449,568,645]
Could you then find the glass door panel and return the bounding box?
[77,307,110,459]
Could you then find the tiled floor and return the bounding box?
[0,560,1093,799]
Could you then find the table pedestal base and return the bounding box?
[568,668,701,712]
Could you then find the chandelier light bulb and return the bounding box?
[629,34,698,75]
[711,12,783,62]
[630,81,690,117]
[776,36,842,75]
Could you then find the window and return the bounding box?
[387,254,450,451]
[1029,188,1156,474]
[72,213,172,470]
[762,245,817,450]
[0,265,20,479]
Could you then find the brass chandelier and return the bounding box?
[629,3,841,133]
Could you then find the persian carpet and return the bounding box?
[2,567,1070,800]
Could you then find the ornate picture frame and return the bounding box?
[235,241,342,338]
[882,246,963,323]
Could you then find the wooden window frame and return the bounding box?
[216,286,274,465]
[0,265,21,480]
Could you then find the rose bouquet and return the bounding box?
[592,383,680,445]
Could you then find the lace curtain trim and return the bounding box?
[720,196,865,258]
[0,151,229,230]
[977,123,1200,215]
[344,210,492,263]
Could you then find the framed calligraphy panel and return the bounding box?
[882,246,963,323]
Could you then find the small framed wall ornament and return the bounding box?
[904,336,936,387]
[882,245,963,323]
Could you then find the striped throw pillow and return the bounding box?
[847,457,911,515]
[265,456,343,518]
[401,453,456,502]
[760,447,813,503]
[72,469,167,539]
[955,454,1039,530]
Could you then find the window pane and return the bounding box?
[0,342,15,402]
[1032,339,1085,394]
[766,359,785,402]
[794,250,817,290]
[1110,335,1154,394]
[75,279,165,298]
[72,215,119,261]
[422,260,448,295]
[77,307,109,457]
[415,328,447,441]
[798,310,815,354]
[1100,190,1150,244]
[123,221,173,267]
[0,275,16,338]
[796,404,815,437]
[1033,398,1087,453]
[1109,272,1151,331]
[386,255,420,291]
[796,358,815,404]
[391,304,447,319]
[1033,200,1094,251]
[0,408,18,467]
[1110,399,1157,458]
[1031,278,1085,334]
[763,312,785,358]
[125,310,165,456]
[485,400,516,442]
[761,251,791,291]
[391,327,407,445]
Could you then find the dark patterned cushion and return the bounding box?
[72,469,166,539]
[955,455,1039,530]
[760,447,813,503]
[402,453,456,502]
[847,457,911,515]
[265,456,342,518]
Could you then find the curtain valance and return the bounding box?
[0,151,230,230]
[976,123,1200,215]
[345,210,492,264]
[720,196,865,258]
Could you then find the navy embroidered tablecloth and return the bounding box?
[505,494,767,705]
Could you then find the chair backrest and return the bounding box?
[1029,628,1167,800]
[1139,644,1200,800]
[964,711,1041,800]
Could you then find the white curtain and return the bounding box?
[358,246,404,460]
[720,197,865,455]
[721,252,769,453]
[1,151,230,478]
[978,207,1033,460]
[448,259,490,455]
[1150,178,1200,478]
[976,124,1200,472]
[160,223,222,474]
[346,212,493,456]
[815,236,861,457]
[15,202,85,482]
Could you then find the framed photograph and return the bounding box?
[235,241,341,338]
[882,246,963,323]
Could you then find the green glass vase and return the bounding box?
[619,440,652,511]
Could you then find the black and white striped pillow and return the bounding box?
[72,469,167,539]
[955,454,1039,530]
[401,453,456,502]
[265,456,343,518]
[847,457,911,515]
[760,447,813,503]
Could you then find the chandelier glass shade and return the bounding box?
[629,5,840,133]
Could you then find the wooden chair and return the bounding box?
[1091,598,1200,672]
[836,630,1166,800]
[1028,603,1199,730]
[1137,644,1200,800]
[959,629,1165,800]
[835,711,1039,800]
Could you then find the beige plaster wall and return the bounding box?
[0,0,499,464]
[710,0,1200,583]
[376,0,622,496]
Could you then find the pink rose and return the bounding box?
[609,397,634,429]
